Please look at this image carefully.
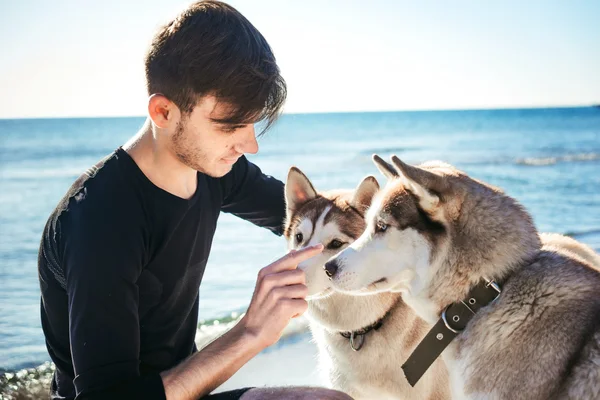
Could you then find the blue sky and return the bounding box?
[1,0,599,118]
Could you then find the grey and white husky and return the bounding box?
[283,167,450,400]
[326,155,600,400]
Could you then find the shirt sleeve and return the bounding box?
[219,156,286,236]
[60,190,166,400]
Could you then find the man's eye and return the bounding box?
[221,124,245,133]
[295,233,303,244]
[375,221,388,233]
[327,239,345,250]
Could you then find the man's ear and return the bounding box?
[285,167,318,213]
[148,94,179,129]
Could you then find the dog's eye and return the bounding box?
[375,221,388,233]
[327,239,345,250]
[295,233,303,243]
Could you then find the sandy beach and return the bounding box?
[215,332,325,393]
[195,316,327,393]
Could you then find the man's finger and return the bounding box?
[270,284,309,302]
[259,269,306,292]
[264,244,324,274]
[282,298,309,319]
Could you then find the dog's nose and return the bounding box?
[324,260,338,278]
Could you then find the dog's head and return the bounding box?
[326,155,540,320]
[284,167,379,299]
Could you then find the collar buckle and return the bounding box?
[484,277,502,300]
[350,331,365,351]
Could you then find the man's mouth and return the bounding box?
[221,156,240,165]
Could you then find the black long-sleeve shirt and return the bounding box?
[38,147,286,399]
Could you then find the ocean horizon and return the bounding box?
[2,103,599,121]
[1,106,599,371]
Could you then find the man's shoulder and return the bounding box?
[39,149,148,281]
[52,149,145,229]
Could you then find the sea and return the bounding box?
[1,106,599,371]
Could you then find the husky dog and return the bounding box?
[284,167,450,400]
[325,155,600,400]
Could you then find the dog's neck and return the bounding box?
[307,291,402,332]
[425,257,527,316]
[425,190,542,312]
[399,191,542,387]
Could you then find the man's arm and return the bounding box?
[219,156,286,235]
[160,245,323,399]
[64,187,321,400]
[61,194,164,399]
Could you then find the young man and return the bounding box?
[37,2,352,399]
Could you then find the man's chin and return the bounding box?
[203,165,234,178]
[216,169,233,178]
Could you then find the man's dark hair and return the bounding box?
[145,0,286,132]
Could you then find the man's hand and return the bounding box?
[239,244,324,349]
[161,244,323,400]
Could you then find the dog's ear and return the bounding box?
[285,167,318,212]
[372,154,398,179]
[351,176,380,212]
[390,155,447,212]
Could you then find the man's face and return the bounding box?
[170,95,260,177]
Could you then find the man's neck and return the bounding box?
[123,119,198,200]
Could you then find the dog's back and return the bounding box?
[455,239,600,399]
[540,233,600,399]
[540,232,600,270]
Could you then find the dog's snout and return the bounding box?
[324,260,339,278]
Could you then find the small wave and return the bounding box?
[516,153,600,166]
[358,147,416,155]
[0,168,86,180]
[563,229,600,238]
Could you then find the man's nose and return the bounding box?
[236,125,258,154]
[324,260,339,278]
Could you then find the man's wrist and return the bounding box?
[160,317,267,400]
[228,317,268,355]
